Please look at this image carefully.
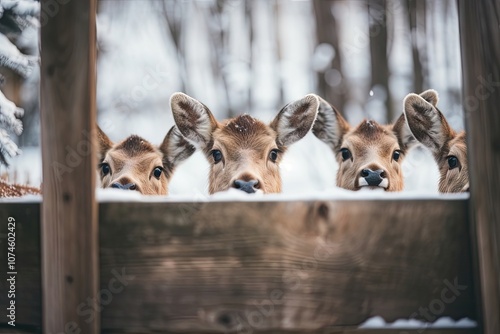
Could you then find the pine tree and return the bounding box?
[0,0,39,166]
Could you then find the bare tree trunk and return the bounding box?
[205,0,236,118]
[274,1,284,107]
[246,0,254,113]
[407,0,424,93]
[313,0,344,110]
[368,0,393,121]
[161,0,187,93]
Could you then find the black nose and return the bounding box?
[360,169,385,186]
[233,180,258,194]
[111,182,137,190]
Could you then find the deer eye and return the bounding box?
[100,163,111,176]
[392,150,401,161]
[269,149,279,162]
[212,150,223,164]
[447,156,459,169]
[340,148,351,161]
[153,167,163,179]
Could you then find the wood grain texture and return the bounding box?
[458,1,500,334]
[98,200,476,332]
[0,203,40,328]
[101,328,479,334]
[0,329,39,334]
[0,200,477,332]
[39,0,99,333]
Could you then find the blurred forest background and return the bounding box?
[1,0,463,193]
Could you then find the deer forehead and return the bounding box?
[213,115,278,153]
[342,122,400,156]
[106,150,163,175]
[114,135,158,156]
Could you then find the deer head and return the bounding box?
[170,92,319,194]
[403,90,469,193]
[312,95,416,191]
[97,125,195,195]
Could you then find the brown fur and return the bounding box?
[404,90,469,193]
[171,93,319,194]
[312,95,416,191]
[97,125,195,195]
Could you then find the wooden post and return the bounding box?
[458,1,500,334]
[40,1,98,334]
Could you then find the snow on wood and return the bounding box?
[359,316,477,329]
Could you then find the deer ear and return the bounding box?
[160,125,196,176]
[419,89,439,107]
[311,95,350,151]
[170,92,218,148]
[97,125,113,161]
[403,93,454,155]
[270,94,319,147]
[392,113,417,151]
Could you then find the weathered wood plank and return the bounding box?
[0,200,477,332]
[0,329,39,334]
[101,328,479,334]
[0,326,481,334]
[40,0,99,333]
[458,1,500,334]
[0,203,40,327]
[98,199,475,332]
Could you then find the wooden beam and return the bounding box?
[458,2,500,334]
[0,326,481,334]
[39,0,98,333]
[0,200,477,331]
[101,329,479,334]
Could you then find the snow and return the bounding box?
[359,316,477,329]
[0,34,37,78]
[1,0,40,16]
[0,90,24,135]
[4,146,41,185]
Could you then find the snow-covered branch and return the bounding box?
[0,0,40,17]
[0,90,24,135]
[0,128,21,166]
[0,34,38,78]
[0,0,38,166]
[0,91,23,165]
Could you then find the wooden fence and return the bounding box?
[0,0,498,333]
[0,198,480,333]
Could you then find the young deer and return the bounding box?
[170,92,319,194]
[403,90,469,193]
[312,95,415,191]
[97,125,195,195]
